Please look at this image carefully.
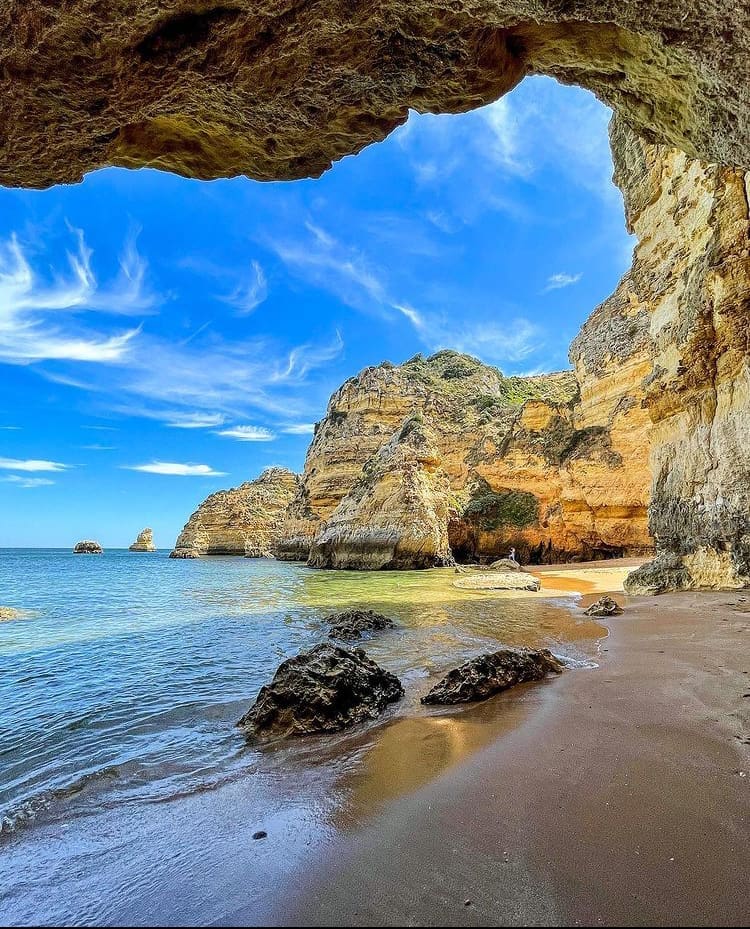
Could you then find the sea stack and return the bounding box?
[73,540,103,554]
[129,528,156,552]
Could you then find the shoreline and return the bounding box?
[229,587,750,927]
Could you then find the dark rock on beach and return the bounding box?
[238,643,403,738]
[73,540,103,554]
[325,609,397,641]
[421,647,564,705]
[584,595,624,616]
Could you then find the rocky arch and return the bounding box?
[2,2,749,591]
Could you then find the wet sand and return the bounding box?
[228,582,750,927]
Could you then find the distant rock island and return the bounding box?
[73,540,103,554]
[170,467,300,558]
[172,346,652,570]
[129,528,156,552]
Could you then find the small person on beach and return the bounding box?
[508,547,517,563]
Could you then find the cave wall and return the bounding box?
[609,120,750,592]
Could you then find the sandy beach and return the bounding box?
[224,563,750,927]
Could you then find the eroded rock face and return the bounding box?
[172,467,299,557]
[279,350,652,567]
[421,647,564,704]
[602,120,750,593]
[129,527,156,552]
[237,643,403,738]
[2,3,749,188]
[73,540,103,554]
[325,609,397,641]
[308,416,455,570]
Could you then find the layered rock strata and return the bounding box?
[308,417,455,570]
[278,350,652,568]
[171,467,299,557]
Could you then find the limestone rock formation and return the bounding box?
[237,644,403,738]
[325,609,398,641]
[171,467,299,558]
[604,119,750,593]
[453,573,541,592]
[2,3,749,189]
[308,416,455,570]
[421,647,564,705]
[128,528,156,552]
[73,540,103,554]
[279,350,652,567]
[584,595,624,616]
[169,548,199,559]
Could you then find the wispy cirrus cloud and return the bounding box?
[0,230,154,364]
[220,260,268,315]
[164,412,226,429]
[281,423,316,435]
[215,425,276,442]
[544,272,583,292]
[0,457,71,472]
[124,462,227,477]
[1,475,56,488]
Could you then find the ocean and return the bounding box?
[0,549,604,925]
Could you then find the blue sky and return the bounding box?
[0,77,634,548]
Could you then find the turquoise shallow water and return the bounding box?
[0,548,603,925]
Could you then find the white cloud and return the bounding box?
[81,444,116,451]
[427,317,541,365]
[124,462,227,477]
[544,272,583,292]
[1,475,55,488]
[282,423,316,435]
[215,425,276,442]
[0,231,152,364]
[164,412,226,429]
[220,260,268,315]
[0,457,71,472]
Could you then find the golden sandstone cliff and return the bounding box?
[275,344,652,569]
[180,341,652,569]
[4,4,750,591]
[171,468,300,557]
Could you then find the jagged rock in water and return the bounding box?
[169,547,199,559]
[73,540,103,554]
[584,595,624,616]
[128,527,156,552]
[308,416,455,570]
[488,558,521,572]
[237,644,403,738]
[279,350,651,568]
[325,609,397,641]
[421,648,564,705]
[173,467,299,556]
[453,572,540,592]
